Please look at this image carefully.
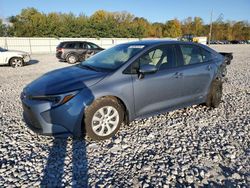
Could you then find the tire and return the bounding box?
[205,80,223,108]
[9,57,24,68]
[66,54,78,64]
[84,97,124,141]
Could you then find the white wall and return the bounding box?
[0,37,176,54]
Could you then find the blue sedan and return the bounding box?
[21,40,231,140]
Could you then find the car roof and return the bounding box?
[123,40,198,46]
[123,40,217,55]
[60,41,89,43]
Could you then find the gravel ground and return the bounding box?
[0,44,249,187]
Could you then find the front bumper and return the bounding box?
[21,89,93,138]
[22,100,72,137]
[23,54,31,63]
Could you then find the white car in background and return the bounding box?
[0,47,30,68]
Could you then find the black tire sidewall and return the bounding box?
[206,80,222,108]
[211,81,222,107]
[84,98,124,141]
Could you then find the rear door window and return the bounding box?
[65,43,75,48]
[74,43,80,49]
[79,42,86,49]
[158,46,176,70]
[180,45,203,65]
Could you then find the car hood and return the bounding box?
[25,65,107,95]
[6,50,29,55]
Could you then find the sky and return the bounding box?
[0,0,250,24]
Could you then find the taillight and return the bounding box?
[56,48,64,52]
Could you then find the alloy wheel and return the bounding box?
[12,58,23,67]
[91,106,119,137]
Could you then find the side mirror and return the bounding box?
[138,64,157,79]
[139,64,157,74]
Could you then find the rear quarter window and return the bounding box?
[89,43,99,49]
[200,48,214,62]
[57,43,65,48]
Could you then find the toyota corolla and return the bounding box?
[21,40,232,140]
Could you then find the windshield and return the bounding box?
[81,44,146,71]
[0,47,7,52]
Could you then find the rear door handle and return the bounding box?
[173,72,183,78]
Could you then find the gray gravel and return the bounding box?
[0,45,249,187]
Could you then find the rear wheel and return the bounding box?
[66,54,78,64]
[205,80,223,108]
[84,97,124,141]
[9,57,24,68]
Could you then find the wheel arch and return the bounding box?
[8,56,23,65]
[66,52,80,61]
[78,94,130,139]
[89,95,130,124]
[74,90,132,139]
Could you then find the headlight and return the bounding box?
[30,91,79,107]
[19,54,26,57]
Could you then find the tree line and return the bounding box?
[0,8,249,40]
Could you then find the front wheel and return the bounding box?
[205,80,223,108]
[84,97,124,141]
[10,57,24,68]
[84,51,95,60]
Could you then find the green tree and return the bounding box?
[192,17,204,36]
[181,17,193,35]
[5,8,250,40]
[163,19,182,38]
[45,13,63,37]
[9,8,45,37]
[131,17,150,38]
[0,19,5,36]
[0,19,12,37]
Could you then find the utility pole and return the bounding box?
[208,9,213,45]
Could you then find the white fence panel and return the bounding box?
[0,37,176,54]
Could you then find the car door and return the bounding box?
[83,43,96,60]
[0,51,4,64]
[0,47,7,64]
[175,44,215,103]
[73,42,84,57]
[131,45,188,117]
